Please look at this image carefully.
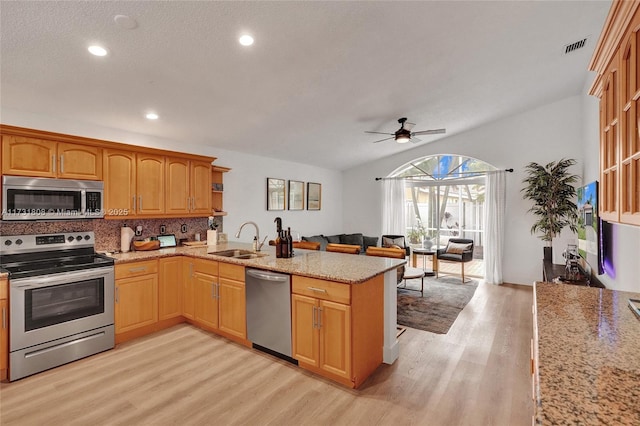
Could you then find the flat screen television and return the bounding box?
[576,180,602,274]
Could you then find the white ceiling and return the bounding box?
[0,1,610,170]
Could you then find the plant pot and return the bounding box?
[543,246,553,262]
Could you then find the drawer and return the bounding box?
[219,262,244,281]
[115,259,158,279]
[0,278,7,299]
[192,258,218,276]
[292,275,350,304]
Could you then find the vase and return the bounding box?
[423,238,433,250]
[543,246,552,262]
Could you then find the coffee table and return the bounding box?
[412,248,437,276]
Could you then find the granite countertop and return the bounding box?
[107,242,405,284]
[534,282,640,425]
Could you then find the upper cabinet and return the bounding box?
[1,125,218,219]
[166,157,212,215]
[2,135,102,180]
[590,1,640,226]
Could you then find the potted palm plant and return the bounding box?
[521,158,579,261]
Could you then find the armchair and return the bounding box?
[436,238,474,283]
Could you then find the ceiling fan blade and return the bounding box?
[365,131,394,135]
[372,136,394,143]
[409,136,422,144]
[404,122,416,131]
[412,128,446,136]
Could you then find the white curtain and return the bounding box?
[382,178,406,235]
[484,170,506,284]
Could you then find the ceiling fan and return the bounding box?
[365,117,446,144]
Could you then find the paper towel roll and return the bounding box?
[207,230,217,246]
[121,226,135,252]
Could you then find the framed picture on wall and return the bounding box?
[267,178,286,210]
[307,182,321,210]
[288,180,304,210]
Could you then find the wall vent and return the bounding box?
[564,37,588,55]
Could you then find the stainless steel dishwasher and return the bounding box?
[245,268,295,362]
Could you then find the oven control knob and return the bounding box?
[67,236,74,242]
[76,235,83,241]
[15,239,23,245]
[4,240,11,246]
[84,235,91,241]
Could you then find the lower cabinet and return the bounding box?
[1,277,8,381]
[183,258,247,343]
[291,274,382,388]
[292,294,351,379]
[115,260,159,335]
[159,257,182,320]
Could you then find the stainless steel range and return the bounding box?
[0,232,115,381]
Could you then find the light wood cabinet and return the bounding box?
[218,263,246,339]
[1,278,8,381]
[2,135,102,180]
[193,270,219,329]
[292,289,351,381]
[115,260,159,335]
[291,274,381,388]
[166,157,212,215]
[159,257,182,320]
[103,150,165,217]
[136,153,165,216]
[590,1,640,226]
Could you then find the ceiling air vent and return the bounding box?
[564,37,588,55]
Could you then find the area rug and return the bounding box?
[397,276,479,334]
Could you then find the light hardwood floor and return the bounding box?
[0,282,534,426]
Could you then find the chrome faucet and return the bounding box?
[235,221,268,251]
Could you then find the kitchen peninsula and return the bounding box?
[109,243,405,388]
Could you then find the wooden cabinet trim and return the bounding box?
[292,275,351,305]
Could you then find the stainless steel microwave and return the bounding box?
[2,176,104,221]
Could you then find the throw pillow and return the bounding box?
[325,234,343,244]
[302,235,329,251]
[382,236,405,248]
[340,233,364,250]
[363,236,379,251]
[445,242,472,254]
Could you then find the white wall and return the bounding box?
[343,96,585,286]
[581,93,640,292]
[1,109,344,244]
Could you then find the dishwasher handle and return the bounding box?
[246,269,289,282]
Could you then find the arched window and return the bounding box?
[389,154,497,277]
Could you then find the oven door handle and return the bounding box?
[11,267,114,289]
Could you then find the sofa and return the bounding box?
[301,233,379,254]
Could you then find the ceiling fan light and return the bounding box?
[396,135,410,143]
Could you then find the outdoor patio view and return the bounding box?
[390,154,497,278]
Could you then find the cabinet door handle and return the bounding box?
[318,307,323,329]
[216,283,220,299]
[312,306,317,329]
[187,197,191,211]
[132,195,136,212]
[307,286,327,293]
[192,197,196,210]
[139,196,143,211]
[52,155,56,173]
[128,266,147,273]
[60,155,64,173]
[211,282,216,299]
[115,287,119,303]
[2,306,6,329]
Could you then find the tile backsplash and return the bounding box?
[0,217,220,252]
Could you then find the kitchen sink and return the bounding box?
[209,249,268,259]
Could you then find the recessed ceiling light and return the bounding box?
[88,45,108,56]
[146,113,159,120]
[239,35,254,46]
